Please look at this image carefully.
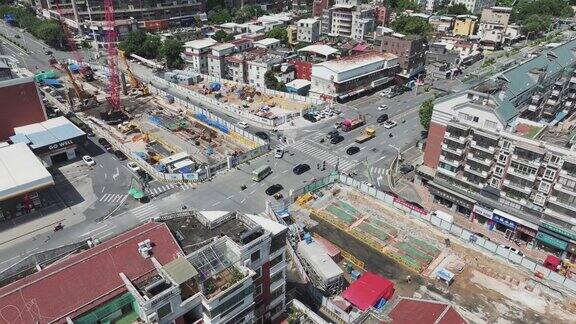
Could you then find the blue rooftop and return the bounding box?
[10,117,86,149]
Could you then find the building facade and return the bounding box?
[450,0,495,14]
[477,6,517,49]
[380,34,426,78]
[297,18,321,43]
[184,38,218,74]
[453,15,477,37]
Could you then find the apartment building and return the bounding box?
[247,53,285,88]
[450,0,494,14]
[297,18,321,43]
[184,38,219,74]
[321,2,375,41]
[453,15,477,37]
[380,33,426,78]
[310,52,399,100]
[41,0,204,34]
[477,6,521,49]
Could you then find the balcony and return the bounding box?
[566,101,574,108]
[440,155,463,167]
[444,132,468,144]
[270,259,287,277]
[506,167,537,182]
[462,176,486,189]
[552,89,561,97]
[571,76,576,84]
[554,183,576,195]
[270,276,285,292]
[502,179,532,194]
[559,169,576,181]
[511,154,541,168]
[546,98,558,106]
[467,153,493,166]
[442,143,464,155]
[528,104,539,111]
[531,94,542,104]
[470,140,495,154]
[464,164,490,178]
[500,191,528,204]
[437,166,458,178]
[548,196,576,213]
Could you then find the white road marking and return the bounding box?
[212,201,221,206]
[112,167,119,180]
[227,195,234,199]
[281,169,289,174]
[241,198,246,203]
[80,224,109,237]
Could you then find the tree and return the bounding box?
[419,99,434,131]
[208,8,233,24]
[264,70,279,89]
[513,0,573,22]
[522,14,552,34]
[213,29,234,42]
[35,21,66,49]
[387,0,419,11]
[437,4,470,15]
[266,26,288,44]
[141,34,162,59]
[118,30,147,56]
[392,15,432,37]
[160,39,184,69]
[235,5,265,23]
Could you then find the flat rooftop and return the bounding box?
[0,143,53,201]
[11,116,85,150]
[317,52,397,73]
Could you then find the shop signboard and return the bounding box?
[492,214,516,229]
[536,231,568,250]
[473,205,493,219]
[540,222,576,241]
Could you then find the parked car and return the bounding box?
[330,135,344,144]
[127,161,140,173]
[383,120,397,129]
[293,164,310,175]
[362,181,375,188]
[377,114,389,123]
[274,149,284,158]
[378,104,388,111]
[114,150,128,161]
[500,245,524,256]
[255,131,269,141]
[346,146,360,155]
[327,130,339,139]
[303,113,317,123]
[265,184,283,196]
[82,155,95,166]
[44,50,53,55]
[408,201,425,209]
[97,138,113,150]
[237,121,248,129]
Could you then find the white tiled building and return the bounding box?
[297,18,321,43]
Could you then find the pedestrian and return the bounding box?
[406,275,412,283]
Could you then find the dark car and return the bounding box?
[97,138,113,151]
[408,201,425,209]
[293,164,311,175]
[44,50,53,55]
[137,169,153,182]
[303,113,317,123]
[265,184,284,196]
[377,114,389,123]
[400,164,415,174]
[255,131,269,141]
[327,130,339,139]
[114,150,128,160]
[346,146,360,155]
[330,135,344,144]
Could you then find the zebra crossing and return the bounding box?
[130,203,162,222]
[148,182,194,195]
[279,140,358,171]
[368,166,387,177]
[99,193,126,203]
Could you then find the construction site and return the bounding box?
[288,183,576,323]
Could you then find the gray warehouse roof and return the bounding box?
[11,116,85,149]
[297,240,343,283]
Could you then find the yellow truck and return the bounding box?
[355,127,376,143]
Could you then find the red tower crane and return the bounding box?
[52,0,94,81]
[104,0,121,111]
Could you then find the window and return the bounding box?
[473,116,479,123]
[497,154,507,164]
[157,303,172,320]
[251,250,260,262]
[270,253,284,267]
[549,154,561,166]
[538,181,551,193]
[484,120,497,130]
[543,169,556,181]
[254,266,262,279]
[254,283,263,297]
[270,271,283,284]
[490,178,500,187]
[533,193,546,206]
[494,166,504,176]
[501,140,511,150]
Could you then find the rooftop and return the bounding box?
[211,42,236,51]
[297,240,343,282]
[285,79,311,89]
[11,116,86,150]
[298,18,319,25]
[386,297,468,324]
[298,44,339,57]
[185,38,218,50]
[0,222,182,324]
[341,272,395,311]
[0,143,53,201]
[316,52,398,74]
[254,38,280,46]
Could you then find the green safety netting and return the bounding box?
[326,205,356,224]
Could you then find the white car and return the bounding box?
[82,155,95,166]
[363,181,375,188]
[127,161,140,172]
[499,245,524,257]
[380,90,391,97]
[274,149,284,158]
[237,121,248,129]
[383,120,397,129]
[378,104,388,111]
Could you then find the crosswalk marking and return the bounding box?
[131,203,161,222]
[288,141,357,171]
[99,193,126,203]
[148,182,195,195]
[369,167,386,176]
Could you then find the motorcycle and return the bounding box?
[241,184,247,191]
[54,223,64,232]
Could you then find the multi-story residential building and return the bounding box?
[208,43,238,79]
[313,0,334,17]
[429,16,454,34]
[0,217,288,323]
[380,33,426,78]
[374,5,390,25]
[477,6,520,49]
[453,15,477,37]
[225,0,291,12]
[287,25,298,45]
[254,38,281,50]
[40,0,204,37]
[321,1,375,41]
[247,53,284,88]
[310,52,399,100]
[297,18,321,43]
[184,38,218,74]
[450,0,494,14]
[225,48,268,83]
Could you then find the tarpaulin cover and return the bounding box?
[342,272,395,311]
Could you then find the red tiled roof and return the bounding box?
[341,272,395,311]
[388,298,467,324]
[0,222,182,324]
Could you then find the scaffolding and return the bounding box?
[187,237,239,282]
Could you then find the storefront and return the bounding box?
[428,181,475,217]
[471,204,493,225]
[10,117,87,167]
[491,209,539,242]
[536,222,576,259]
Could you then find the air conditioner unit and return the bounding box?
[244,258,251,267]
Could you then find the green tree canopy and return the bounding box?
[160,39,184,69]
[208,8,233,24]
[437,4,470,15]
[419,99,434,131]
[522,14,552,34]
[266,26,288,44]
[119,31,162,59]
[513,0,574,22]
[235,5,266,23]
[391,15,431,37]
[0,5,66,49]
[264,70,285,91]
[387,0,419,11]
[141,34,162,59]
[213,29,234,42]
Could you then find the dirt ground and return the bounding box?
[293,184,576,323]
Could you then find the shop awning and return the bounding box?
[536,231,568,250]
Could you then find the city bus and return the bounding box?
[252,165,272,182]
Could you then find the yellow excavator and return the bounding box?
[60,61,97,109]
[118,49,149,96]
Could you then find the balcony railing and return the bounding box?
[441,143,464,155]
[437,166,458,178]
[553,183,576,196]
[470,140,495,153]
[548,196,576,213]
[462,176,486,189]
[506,167,537,182]
[444,132,468,144]
[552,89,561,97]
[464,165,490,178]
[500,191,528,204]
[467,152,493,166]
[440,155,463,167]
[546,98,558,106]
[528,104,539,112]
[559,169,576,180]
[511,154,541,168]
[502,179,532,194]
